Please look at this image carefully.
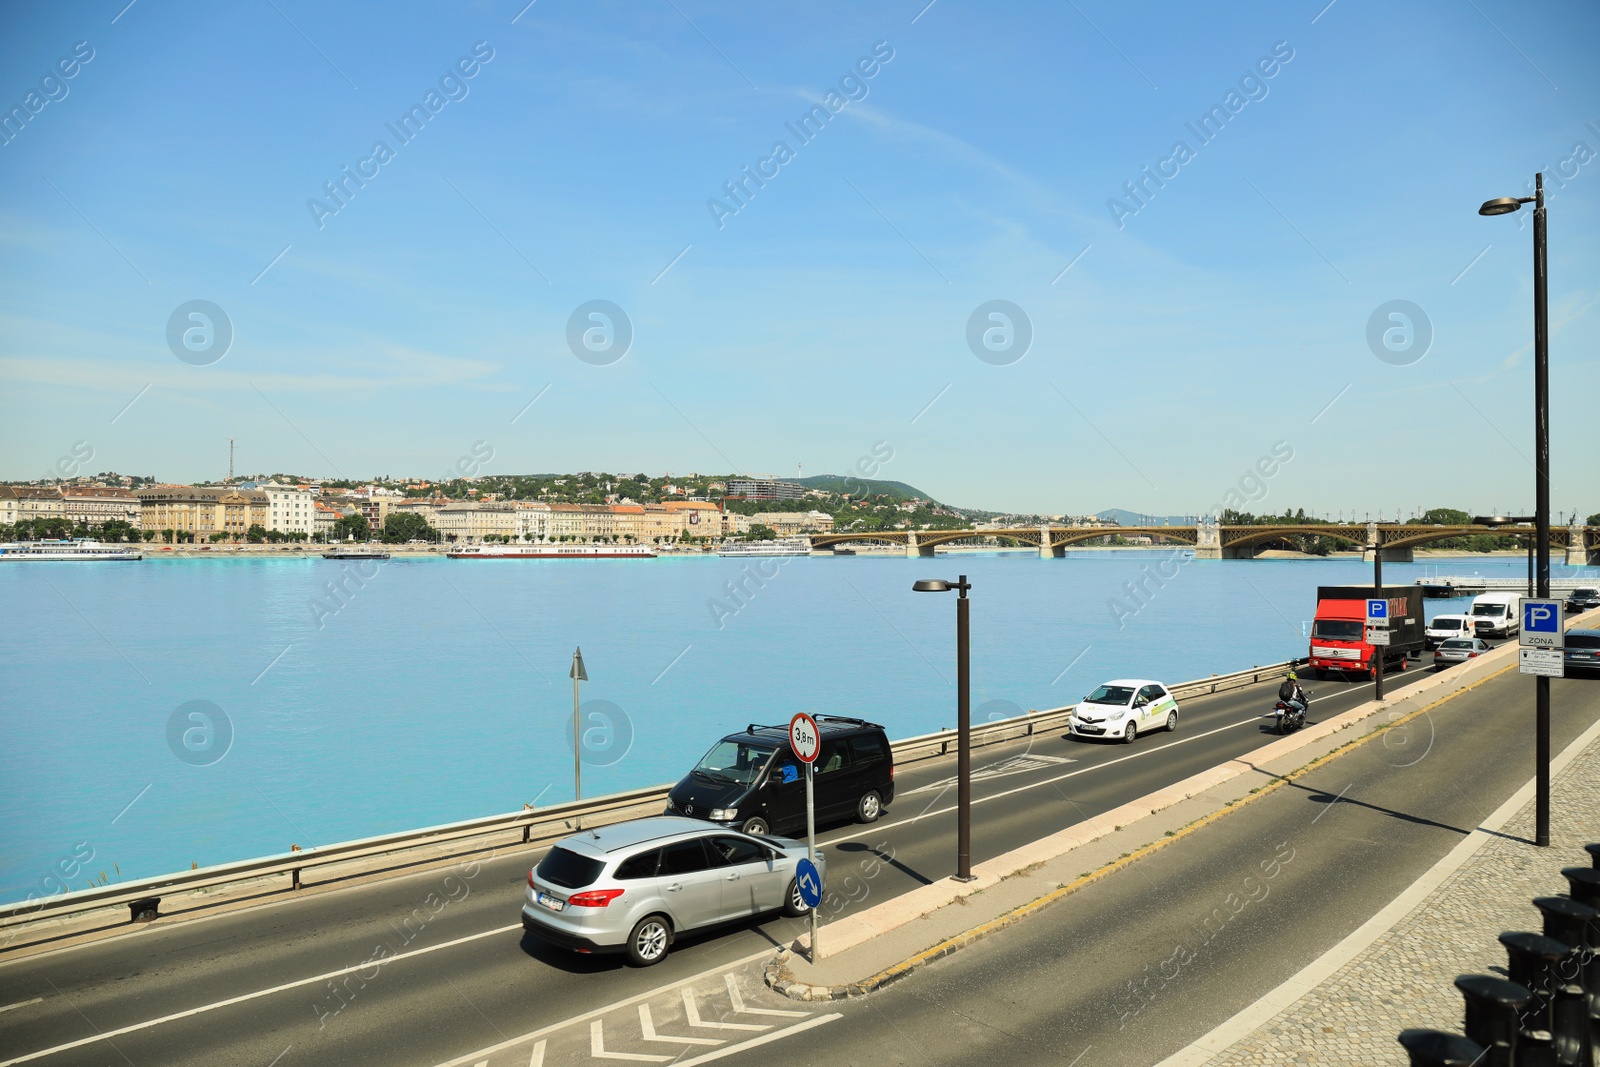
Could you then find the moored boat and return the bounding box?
[0,539,142,561]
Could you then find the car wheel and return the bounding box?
[856,790,882,824]
[783,878,812,917]
[739,816,770,836]
[626,915,672,967]
[1123,720,1137,744]
[1164,710,1178,733]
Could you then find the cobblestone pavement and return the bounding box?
[1202,731,1600,1065]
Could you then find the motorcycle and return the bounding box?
[1272,691,1310,735]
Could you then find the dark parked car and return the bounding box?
[1564,629,1600,675]
[1565,587,1600,613]
[666,717,894,836]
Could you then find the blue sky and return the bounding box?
[1,0,1597,518]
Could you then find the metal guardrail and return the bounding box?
[0,658,1300,935]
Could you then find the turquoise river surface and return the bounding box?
[2,549,1593,903]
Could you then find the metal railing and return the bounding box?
[0,657,1301,936]
[1398,843,1599,1066]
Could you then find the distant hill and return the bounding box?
[1095,508,1199,527]
[796,475,935,502]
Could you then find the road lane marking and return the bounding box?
[590,1019,672,1062]
[429,959,776,1067]
[904,753,1075,795]
[671,1014,842,1066]
[0,923,522,1067]
[821,714,1271,849]
[638,1004,721,1046]
[723,974,806,1017]
[682,988,767,1030]
[0,997,43,1013]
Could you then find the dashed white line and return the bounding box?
[0,998,43,1014]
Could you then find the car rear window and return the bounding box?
[1431,618,1465,630]
[849,734,887,766]
[1441,639,1474,649]
[537,846,604,889]
[1566,634,1600,649]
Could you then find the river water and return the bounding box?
[1,549,1591,902]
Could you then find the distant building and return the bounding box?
[0,486,65,525]
[62,486,141,526]
[753,511,835,536]
[726,478,804,502]
[434,501,516,542]
[313,501,344,538]
[262,482,315,536]
[136,486,268,539]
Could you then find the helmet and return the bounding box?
[1287,671,1298,680]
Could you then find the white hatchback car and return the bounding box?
[1070,679,1179,743]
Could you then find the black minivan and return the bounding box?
[666,717,895,837]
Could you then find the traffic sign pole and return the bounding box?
[788,712,822,961]
[806,760,817,961]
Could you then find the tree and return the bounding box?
[208,531,229,543]
[142,529,156,542]
[1588,512,1600,527]
[745,524,778,541]
[246,524,268,543]
[331,513,371,541]
[380,511,439,543]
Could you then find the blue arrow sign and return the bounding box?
[1366,599,1388,621]
[795,858,823,909]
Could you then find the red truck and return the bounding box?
[1308,584,1425,680]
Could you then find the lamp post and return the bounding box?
[1478,175,1552,847]
[912,575,975,882]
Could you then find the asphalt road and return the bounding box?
[732,669,1600,1067]
[0,659,1460,1067]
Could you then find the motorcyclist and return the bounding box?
[1277,671,1308,724]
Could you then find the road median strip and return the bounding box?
[765,641,1530,1000]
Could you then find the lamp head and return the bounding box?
[1478,197,1529,216]
[912,579,952,592]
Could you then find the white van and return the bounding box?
[1468,592,1521,639]
[1425,614,1475,649]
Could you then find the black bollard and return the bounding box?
[1504,932,1574,1038]
[127,896,159,923]
[1456,974,1531,1067]
[1586,843,1600,870]
[1560,869,1600,1063]
[1398,1029,1487,1066]
[1534,897,1598,1067]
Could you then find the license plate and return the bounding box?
[536,892,565,912]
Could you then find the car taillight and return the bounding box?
[567,889,625,908]
[1468,652,1479,658]
[527,870,535,889]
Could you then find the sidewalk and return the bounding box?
[1166,703,1600,1066]
[765,633,1535,1000]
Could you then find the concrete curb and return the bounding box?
[763,641,1527,1000]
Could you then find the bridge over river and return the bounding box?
[807,521,1597,564]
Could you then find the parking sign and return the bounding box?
[1520,599,1564,649]
[1367,599,1388,622]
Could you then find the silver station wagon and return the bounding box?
[521,816,824,966]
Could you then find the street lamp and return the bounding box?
[1472,515,1536,598]
[912,575,976,882]
[1478,174,1552,847]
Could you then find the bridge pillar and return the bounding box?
[1362,545,1414,563]
[904,532,935,558]
[1194,521,1223,560]
[1568,524,1596,566]
[1038,525,1063,558]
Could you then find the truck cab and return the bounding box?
[1308,585,1425,680]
